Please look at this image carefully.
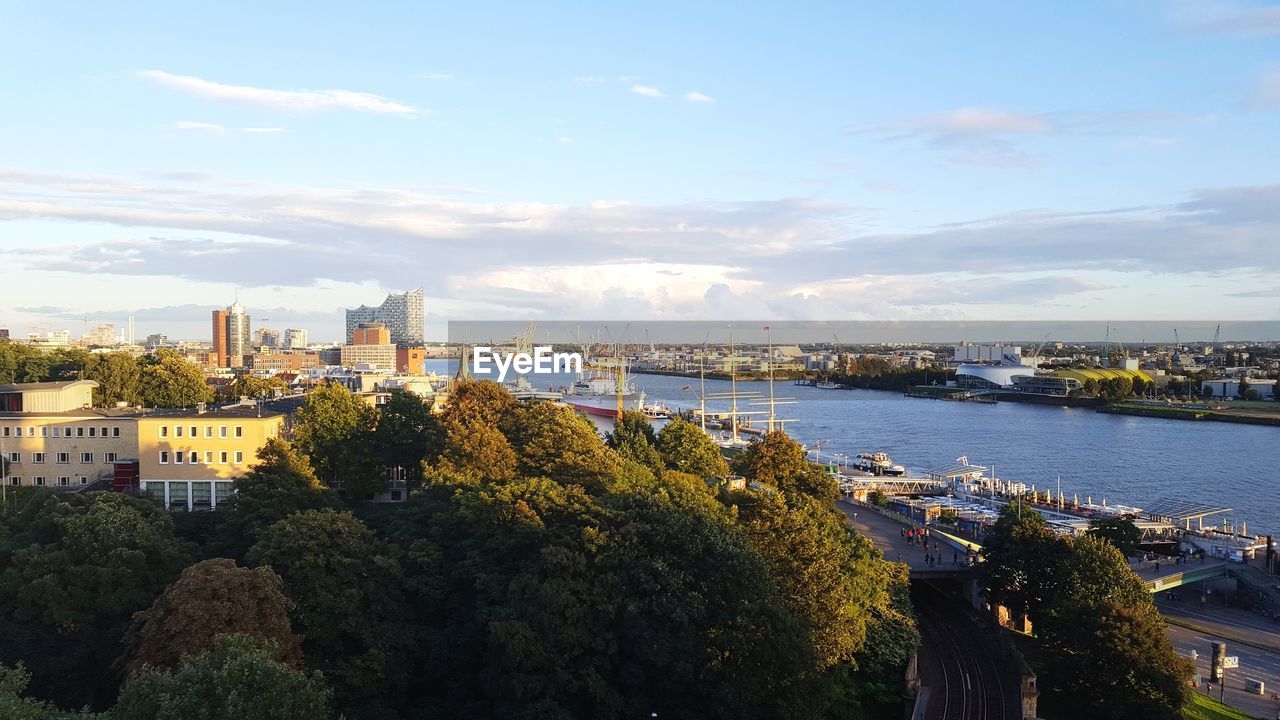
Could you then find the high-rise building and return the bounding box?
[345,289,424,346]
[0,328,10,340]
[211,302,251,368]
[352,322,391,345]
[253,327,281,349]
[81,323,117,347]
[283,328,308,349]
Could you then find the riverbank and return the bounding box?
[631,367,808,381]
[1100,403,1280,427]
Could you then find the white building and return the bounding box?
[283,328,309,349]
[953,343,1033,366]
[1201,378,1276,400]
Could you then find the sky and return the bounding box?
[1,1,1279,342]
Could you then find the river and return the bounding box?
[427,360,1278,536]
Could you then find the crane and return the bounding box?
[1031,332,1052,366]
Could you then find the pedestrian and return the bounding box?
[900,527,905,538]
[954,550,959,566]
[1155,561,1160,573]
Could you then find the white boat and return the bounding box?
[853,452,906,476]
[814,381,842,389]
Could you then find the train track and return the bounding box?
[914,581,1019,720]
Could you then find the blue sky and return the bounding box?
[1,1,1278,341]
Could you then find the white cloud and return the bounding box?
[630,84,665,98]
[242,127,286,134]
[912,107,1052,138]
[174,121,226,134]
[1252,69,1280,107]
[425,72,453,81]
[1173,0,1280,36]
[684,91,715,103]
[139,70,425,115]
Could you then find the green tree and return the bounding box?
[1038,535,1190,719]
[605,410,664,479]
[0,493,191,709]
[1237,377,1250,399]
[443,379,516,428]
[121,559,302,675]
[732,431,837,502]
[292,383,380,498]
[370,389,439,489]
[112,635,333,720]
[0,663,87,720]
[504,401,622,490]
[139,350,213,408]
[217,375,287,403]
[246,510,409,719]
[979,501,1066,620]
[433,416,517,483]
[1082,377,1100,396]
[655,417,730,478]
[1087,517,1142,557]
[83,353,141,408]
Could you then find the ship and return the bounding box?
[852,452,906,476]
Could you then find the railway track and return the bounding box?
[913,581,1020,720]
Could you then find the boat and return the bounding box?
[814,380,842,390]
[562,373,648,418]
[852,452,906,476]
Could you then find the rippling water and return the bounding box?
[429,360,1279,535]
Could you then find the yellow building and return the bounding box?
[1,380,285,511]
[136,407,285,510]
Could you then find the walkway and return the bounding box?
[838,500,974,578]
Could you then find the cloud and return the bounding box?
[684,91,715,103]
[630,84,665,98]
[425,72,453,81]
[946,150,1046,168]
[243,127,286,134]
[139,70,425,115]
[1172,0,1280,36]
[174,121,226,134]
[1251,69,1280,107]
[886,107,1053,142]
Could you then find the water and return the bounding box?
[427,360,1279,535]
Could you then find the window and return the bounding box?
[219,451,228,464]
[56,452,69,464]
[233,451,244,464]
[51,427,60,438]
[215,482,233,504]
[104,452,118,463]
[189,451,199,464]
[5,452,18,463]
[234,426,243,438]
[33,476,45,486]
[31,452,45,464]
[101,426,108,437]
[88,427,96,438]
[160,451,169,464]
[75,427,83,437]
[204,450,214,464]
[204,425,213,438]
[174,452,183,464]
[112,427,120,438]
[40,426,47,437]
[27,427,34,437]
[1,427,7,437]
[219,426,228,438]
[78,476,88,485]
[57,476,69,487]
[80,452,93,464]
[190,426,197,437]
[7,476,18,486]
[160,426,169,438]
[175,425,184,438]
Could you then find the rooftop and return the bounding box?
[0,379,98,393]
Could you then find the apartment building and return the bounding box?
[0,380,284,511]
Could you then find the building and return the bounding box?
[352,322,391,345]
[0,329,8,340]
[283,328,308,349]
[145,333,169,350]
[1053,368,1152,386]
[952,343,1032,366]
[253,327,281,349]
[396,346,427,374]
[137,405,285,511]
[81,323,117,347]
[246,352,321,373]
[211,302,251,368]
[0,380,285,510]
[1202,378,1276,400]
[340,343,396,370]
[345,289,424,345]
[954,364,1035,389]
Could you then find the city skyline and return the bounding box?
[3,2,1280,340]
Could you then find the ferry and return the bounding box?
[814,380,842,390]
[853,452,906,476]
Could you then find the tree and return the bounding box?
[83,352,141,408]
[1038,536,1190,719]
[0,663,82,720]
[1087,517,1141,557]
[370,389,439,489]
[121,558,302,675]
[246,510,409,718]
[443,379,516,428]
[218,375,286,403]
[732,431,837,502]
[1237,377,1250,399]
[605,410,664,479]
[433,416,517,483]
[1082,377,1100,396]
[113,635,333,720]
[655,418,730,479]
[978,501,1065,620]
[292,383,380,498]
[0,492,191,709]
[504,401,622,491]
[139,350,214,408]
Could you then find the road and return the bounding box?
[913,582,1022,720]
